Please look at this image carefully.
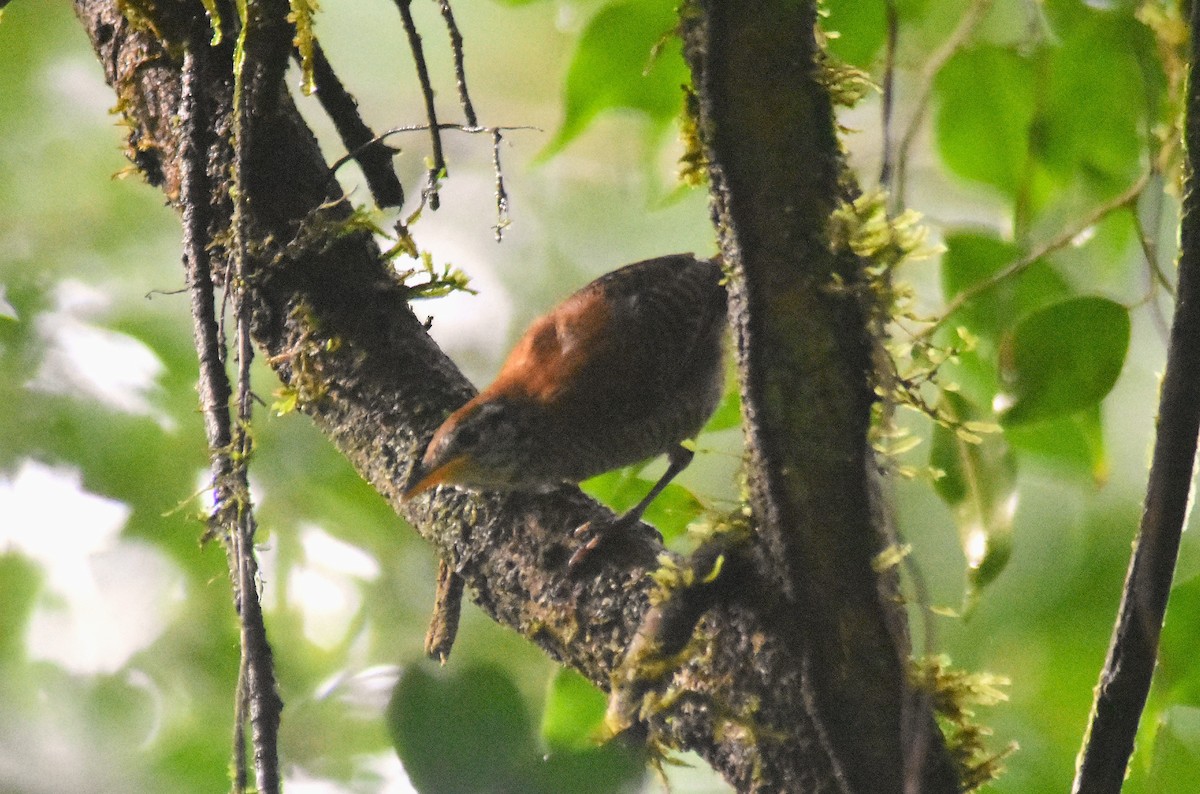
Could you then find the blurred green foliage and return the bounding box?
[1,0,1198,793]
[540,0,687,160]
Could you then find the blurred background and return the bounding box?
[1,0,1198,791]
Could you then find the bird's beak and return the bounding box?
[403,454,470,501]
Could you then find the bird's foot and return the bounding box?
[568,513,638,573]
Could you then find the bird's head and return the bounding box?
[403,397,534,500]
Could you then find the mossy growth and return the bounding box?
[816,49,875,110]
[814,3,876,110]
[677,87,708,188]
[605,513,754,748]
[288,0,318,95]
[269,302,337,415]
[912,654,1016,791]
[828,188,997,474]
[395,251,475,301]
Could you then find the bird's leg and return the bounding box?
[568,444,696,571]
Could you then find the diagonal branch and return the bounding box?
[1071,4,1200,790]
[303,38,405,209]
[78,1,995,789]
[921,173,1149,340]
[73,1,895,789]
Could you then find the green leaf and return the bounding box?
[541,668,607,751]
[997,296,1130,426]
[386,663,535,793]
[533,743,646,794]
[823,0,886,68]
[1144,706,1200,794]
[536,672,646,792]
[935,46,1037,199]
[930,392,1017,606]
[1003,404,1108,484]
[541,0,688,158]
[938,230,1070,407]
[1036,8,1151,191]
[702,382,741,433]
[1156,574,1200,707]
[940,231,1071,339]
[0,284,16,321]
[581,467,704,543]
[0,553,41,664]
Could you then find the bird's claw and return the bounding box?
[567,524,604,572]
[568,514,638,573]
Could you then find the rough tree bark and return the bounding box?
[683,3,955,792]
[73,0,958,791]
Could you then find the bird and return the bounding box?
[404,253,728,570]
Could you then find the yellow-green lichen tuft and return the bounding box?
[269,304,337,415]
[288,0,319,95]
[829,188,997,466]
[397,251,476,301]
[813,8,876,110]
[677,88,708,188]
[912,654,1016,791]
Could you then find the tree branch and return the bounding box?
[1071,3,1200,790]
[393,0,446,209]
[681,2,958,791]
[77,0,945,791]
[302,38,405,209]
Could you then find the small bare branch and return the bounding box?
[227,3,290,789]
[1072,2,1200,787]
[921,173,1149,339]
[394,0,447,209]
[301,38,405,208]
[879,0,899,191]
[424,558,464,663]
[492,128,510,241]
[437,0,477,128]
[893,0,994,203]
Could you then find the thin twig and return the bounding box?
[920,173,1149,339]
[1071,4,1200,786]
[229,5,283,791]
[1128,21,1174,343]
[301,37,404,208]
[327,123,538,177]
[1130,197,1172,342]
[232,658,248,794]
[181,38,249,794]
[326,123,530,237]
[437,0,477,127]
[879,0,899,192]
[492,128,510,241]
[394,0,446,209]
[894,0,994,203]
[181,49,229,457]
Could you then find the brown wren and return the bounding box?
[404,253,728,569]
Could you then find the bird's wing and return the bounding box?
[598,256,726,388]
[483,255,725,412]
[484,291,610,405]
